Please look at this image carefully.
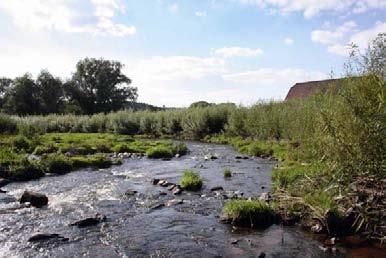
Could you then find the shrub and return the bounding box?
[180,170,203,191]
[224,168,232,178]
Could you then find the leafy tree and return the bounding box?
[3,74,40,115]
[189,101,214,108]
[36,70,63,114]
[0,77,12,109]
[65,58,137,114]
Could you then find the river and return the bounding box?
[0,142,383,257]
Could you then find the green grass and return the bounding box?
[223,168,232,178]
[180,170,203,191]
[146,146,174,159]
[0,133,188,181]
[222,200,275,228]
[42,154,73,174]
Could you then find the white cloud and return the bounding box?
[195,11,207,17]
[127,56,226,82]
[0,0,136,37]
[169,3,179,13]
[284,37,294,45]
[238,0,386,18]
[223,68,326,86]
[311,21,356,44]
[312,21,386,56]
[214,47,263,58]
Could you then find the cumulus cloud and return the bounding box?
[238,0,386,18]
[312,21,386,56]
[127,56,226,82]
[284,37,294,45]
[0,0,136,37]
[311,21,356,44]
[213,47,263,58]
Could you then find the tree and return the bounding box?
[64,58,137,114]
[36,70,63,114]
[189,101,214,108]
[3,74,41,115]
[0,77,12,109]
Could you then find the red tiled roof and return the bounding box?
[285,78,342,100]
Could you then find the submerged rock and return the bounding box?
[28,233,68,243]
[125,190,138,196]
[210,186,224,192]
[150,203,165,210]
[0,178,10,187]
[70,213,106,228]
[20,191,48,208]
[152,178,160,185]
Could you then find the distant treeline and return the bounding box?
[0,58,138,115]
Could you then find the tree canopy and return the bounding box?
[0,58,138,115]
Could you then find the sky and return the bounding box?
[0,0,385,107]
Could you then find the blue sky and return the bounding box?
[0,0,385,106]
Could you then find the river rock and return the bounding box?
[0,178,10,187]
[0,189,7,193]
[158,180,166,186]
[172,187,182,195]
[125,190,138,196]
[70,213,106,228]
[167,184,176,191]
[159,192,167,196]
[152,178,160,185]
[258,252,266,258]
[150,203,165,210]
[166,199,183,206]
[259,192,272,202]
[210,186,224,192]
[20,191,48,208]
[28,233,68,242]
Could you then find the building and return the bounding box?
[285,78,342,100]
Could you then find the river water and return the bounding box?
[0,142,383,257]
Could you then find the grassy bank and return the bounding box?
[0,133,187,181]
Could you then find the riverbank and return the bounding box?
[206,135,385,248]
[0,133,187,182]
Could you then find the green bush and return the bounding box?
[180,170,203,191]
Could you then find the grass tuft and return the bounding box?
[180,170,203,191]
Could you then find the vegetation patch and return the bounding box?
[222,200,276,228]
[146,146,174,159]
[180,170,203,191]
[223,168,232,178]
[42,154,73,175]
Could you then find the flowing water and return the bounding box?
[0,142,383,257]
